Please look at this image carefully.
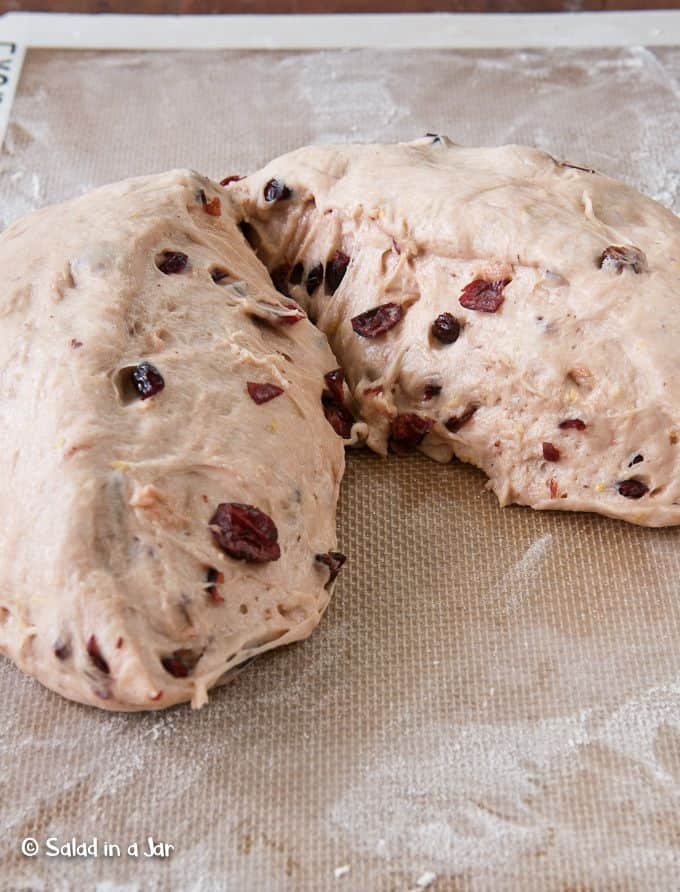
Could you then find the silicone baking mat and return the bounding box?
[1,14,680,891]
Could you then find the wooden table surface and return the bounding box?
[0,1,676,15]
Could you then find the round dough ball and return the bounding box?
[0,170,345,710]
[230,137,680,526]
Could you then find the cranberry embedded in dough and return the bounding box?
[156,250,188,275]
[246,382,284,404]
[209,502,281,563]
[459,277,510,313]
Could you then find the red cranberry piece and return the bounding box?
[306,262,324,295]
[264,179,291,203]
[599,245,647,274]
[431,313,461,344]
[271,264,291,296]
[618,478,649,499]
[460,278,511,313]
[322,401,354,439]
[290,262,304,285]
[247,381,284,404]
[445,406,478,433]
[629,453,644,467]
[321,368,354,439]
[543,442,560,462]
[323,368,345,404]
[54,638,71,660]
[390,414,434,452]
[132,362,165,400]
[210,502,281,563]
[326,251,350,294]
[351,302,404,338]
[559,418,586,431]
[206,567,225,604]
[220,175,243,186]
[157,251,188,275]
[199,189,221,217]
[423,383,442,400]
[87,635,110,674]
[161,648,201,678]
[315,551,347,586]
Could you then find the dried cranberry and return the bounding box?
[161,648,201,678]
[199,189,221,217]
[264,179,291,203]
[132,362,165,400]
[306,262,324,295]
[599,245,647,275]
[423,383,442,400]
[460,278,511,313]
[247,381,284,404]
[559,418,586,431]
[220,175,243,186]
[549,477,559,499]
[445,406,478,433]
[542,442,560,462]
[271,264,291,296]
[321,368,354,439]
[315,551,347,586]
[322,401,354,439]
[351,302,404,338]
[206,567,225,604]
[87,635,110,674]
[53,638,71,660]
[390,414,434,452]
[323,368,345,404]
[326,251,350,294]
[618,479,649,499]
[210,502,281,562]
[290,262,304,285]
[157,251,188,275]
[431,313,461,344]
[629,453,644,467]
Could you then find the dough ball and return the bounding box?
[230,137,680,526]
[0,170,345,710]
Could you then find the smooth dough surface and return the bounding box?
[231,137,680,526]
[0,170,344,710]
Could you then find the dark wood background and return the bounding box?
[0,1,677,15]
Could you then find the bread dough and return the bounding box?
[230,137,680,526]
[4,139,680,711]
[0,170,345,710]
